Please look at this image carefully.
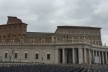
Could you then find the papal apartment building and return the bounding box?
[0,16,108,65]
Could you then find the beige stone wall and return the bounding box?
[0,45,55,64]
[0,43,108,65]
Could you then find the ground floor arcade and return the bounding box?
[57,48,108,65]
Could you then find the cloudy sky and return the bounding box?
[0,0,108,45]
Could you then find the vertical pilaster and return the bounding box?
[51,36,54,43]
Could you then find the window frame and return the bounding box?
[47,54,50,60]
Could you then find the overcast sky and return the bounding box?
[0,0,108,45]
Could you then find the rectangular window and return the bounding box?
[14,53,17,58]
[35,54,38,59]
[47,54,50,60]
[25,53,28,59]
[5,53,8,58]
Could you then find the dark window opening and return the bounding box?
[47,54,50,60]
[8,35,10,38]
[18,34,21,36]
[35,54,38,59]
[14,53,17,58]
[64,36,65,38]
[67,36,68,38]
[5,53,8,58]
[23,34,25,38]
[4,36,6,38]
[25,53,28,59]
[58,38,59,40]
[67,34,68,38]
[13,35,16,37]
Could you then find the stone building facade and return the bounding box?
[0,16,108,65]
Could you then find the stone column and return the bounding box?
[102,52,105,65]
[95,51,98,64]
[72,48,75,64]
[62,48,65,64]
[84,48,87,64]
[92,50,95,64]
[89,49,92,64]
[105,52,108,64]
[107,52,108,64]
[78,48,83,64]
[99,51,101,64]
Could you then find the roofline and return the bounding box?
[57,26,101,29]
[0,23,28,26]
[27,32,54,34]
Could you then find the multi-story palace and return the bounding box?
[0,16,108,65]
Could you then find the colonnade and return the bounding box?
[58,48,108,65]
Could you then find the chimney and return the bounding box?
[7,16,22,24]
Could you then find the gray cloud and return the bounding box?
[0,0,108,45]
